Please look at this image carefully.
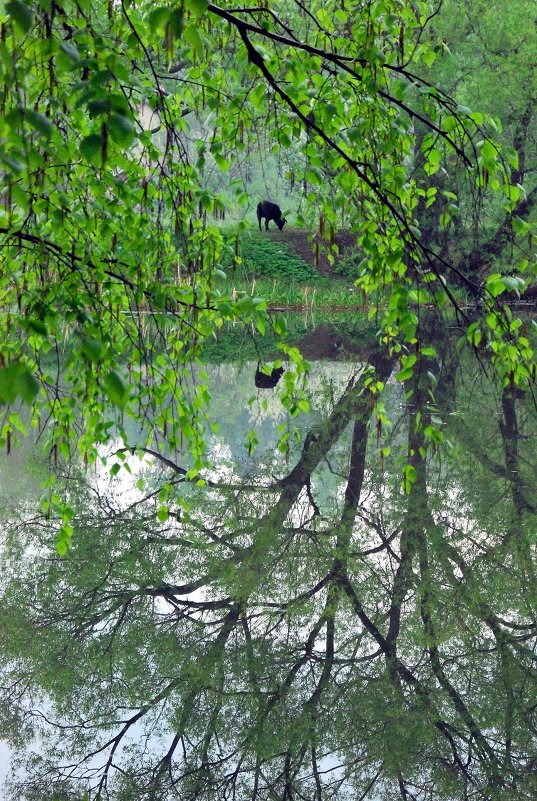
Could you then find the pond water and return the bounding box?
[0,319,536,801]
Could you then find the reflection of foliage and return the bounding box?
[1,344,537,800]
[201,316,378,364]
[200,322,281,364]
[7,777,86,801]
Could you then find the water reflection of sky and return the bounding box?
[0,358,369,792]
[2,351,518,800]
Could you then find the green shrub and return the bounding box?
[333,247,363,281]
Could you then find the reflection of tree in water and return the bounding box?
[1,328,537,801]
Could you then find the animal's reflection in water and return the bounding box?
[255,363,284,389]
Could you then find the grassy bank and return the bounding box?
[218,230,361,310]
[216,229,477,315]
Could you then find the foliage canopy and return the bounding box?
[0,0,535,475]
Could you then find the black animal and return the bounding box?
[255,363,284,389]
[257,200,286,231]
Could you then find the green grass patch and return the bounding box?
[223,277,359,309]
[230,232,321,283]
[218,231,360,309]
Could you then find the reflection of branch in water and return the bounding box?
[3,347,537,800]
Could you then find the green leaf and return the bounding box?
[213,152,230,172]
[402,464,417,495]
[480,140,498,163]
[26,318,48,335]
[423,148,441,176]
[512,217,528,235]
[421,48,436,67]
[0,362,39,404]
[108,113,135,146]
[16,368,39,403]
[185,0,208,17]
[87,99,112,118]
[485,273,505,297]
[56,538,68,557]
[24,109,53,137]
[6,0,33,33]
[250,84,265,109]
[80,338,105,362]
[80,133,103,161]
[104,370,129,408]
[347,126,363,143]
[184,24,203,51]
[148,7,170,32]
[502,276,525,294]
[59,41,81,62]
[2,155,24,174]
[396,367,413,382]
[56,522,74,555]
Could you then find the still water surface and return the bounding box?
[0,324,535,801]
